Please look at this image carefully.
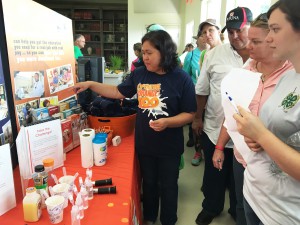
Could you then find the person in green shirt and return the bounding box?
[74,34,85,60]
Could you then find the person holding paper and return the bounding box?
[193,7,253,225]
[233,1,300,224]
[74,30,196,225]
[213,13,293,225]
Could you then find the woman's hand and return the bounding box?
[73,81,90,94]
[149,118,168,132]
[233,106,267,142]
[244,137,263,152]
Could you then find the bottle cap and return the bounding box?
[42,158,54,167]
[95,133,107,139]
[92,137,106,144]
[26,187,37,194]
[34,164,45,172]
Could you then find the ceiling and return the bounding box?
[133,0,180,13]
[34,0,181,13]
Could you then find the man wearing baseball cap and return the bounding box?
[221,7,253,33]
[194,7,252,225]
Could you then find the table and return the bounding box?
[0,135,141,225]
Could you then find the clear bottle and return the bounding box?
[23,187,42,222]
[42,158,54,186]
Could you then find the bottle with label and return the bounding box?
[23,187,42,222]
[32,164,48,208]
[92,137,107,166]
[33,164,48,191]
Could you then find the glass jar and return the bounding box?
[32,164,48,191]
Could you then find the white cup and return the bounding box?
[45,195,65,224]
[52,183,70,208]
[59,175,74,192]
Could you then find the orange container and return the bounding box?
[88,113,136,138]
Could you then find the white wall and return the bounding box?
[127,0,276,69]
[127,0,182,69]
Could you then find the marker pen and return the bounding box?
[225,92,240,115]
[93,186,117,194]
[92,178,112,187]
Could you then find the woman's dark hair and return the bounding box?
[142,30,178,73]
[267,0,300,31]
[133,43,142,52]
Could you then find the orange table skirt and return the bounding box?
[0,135,141,225]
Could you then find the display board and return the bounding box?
[2,0,76,130]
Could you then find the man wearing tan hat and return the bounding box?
[194,7,253,225]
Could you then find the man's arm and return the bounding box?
[213,123,231,170]
[192,95,208,135]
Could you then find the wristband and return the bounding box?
[215,145,224,151]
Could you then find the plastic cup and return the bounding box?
[45,195,65,224]
[52,183,70,208]
[58,175,74,192]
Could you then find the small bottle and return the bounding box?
[32,164,48,208]
[33,164,48,191]
[85,177,93,200]
[71,205,81,225]
[23,187,42,222]
[80,185,89,209]
[75,193,84,219]
[42,158,54,186]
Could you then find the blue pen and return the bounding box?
[225,92,240,115]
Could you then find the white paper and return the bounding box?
[0,144,16,216]
[221,68,261,161]
[17,119,64,180]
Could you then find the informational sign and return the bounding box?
[2,0,76,130]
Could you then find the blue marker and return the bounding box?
[225,92,240,115]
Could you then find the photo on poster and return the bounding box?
[2,120,12,145]
[39,96,59,107]
[15,99,39,127]
[14,71,45,100]
[46,64,74,94]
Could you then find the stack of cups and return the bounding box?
[92,137,107,166]
[52,183,70,208]
[45,195,65,224]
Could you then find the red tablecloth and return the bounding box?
[0,135,141,225]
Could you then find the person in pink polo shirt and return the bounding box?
[213,13,293,225]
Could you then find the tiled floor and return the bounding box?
[154,125,235,225]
